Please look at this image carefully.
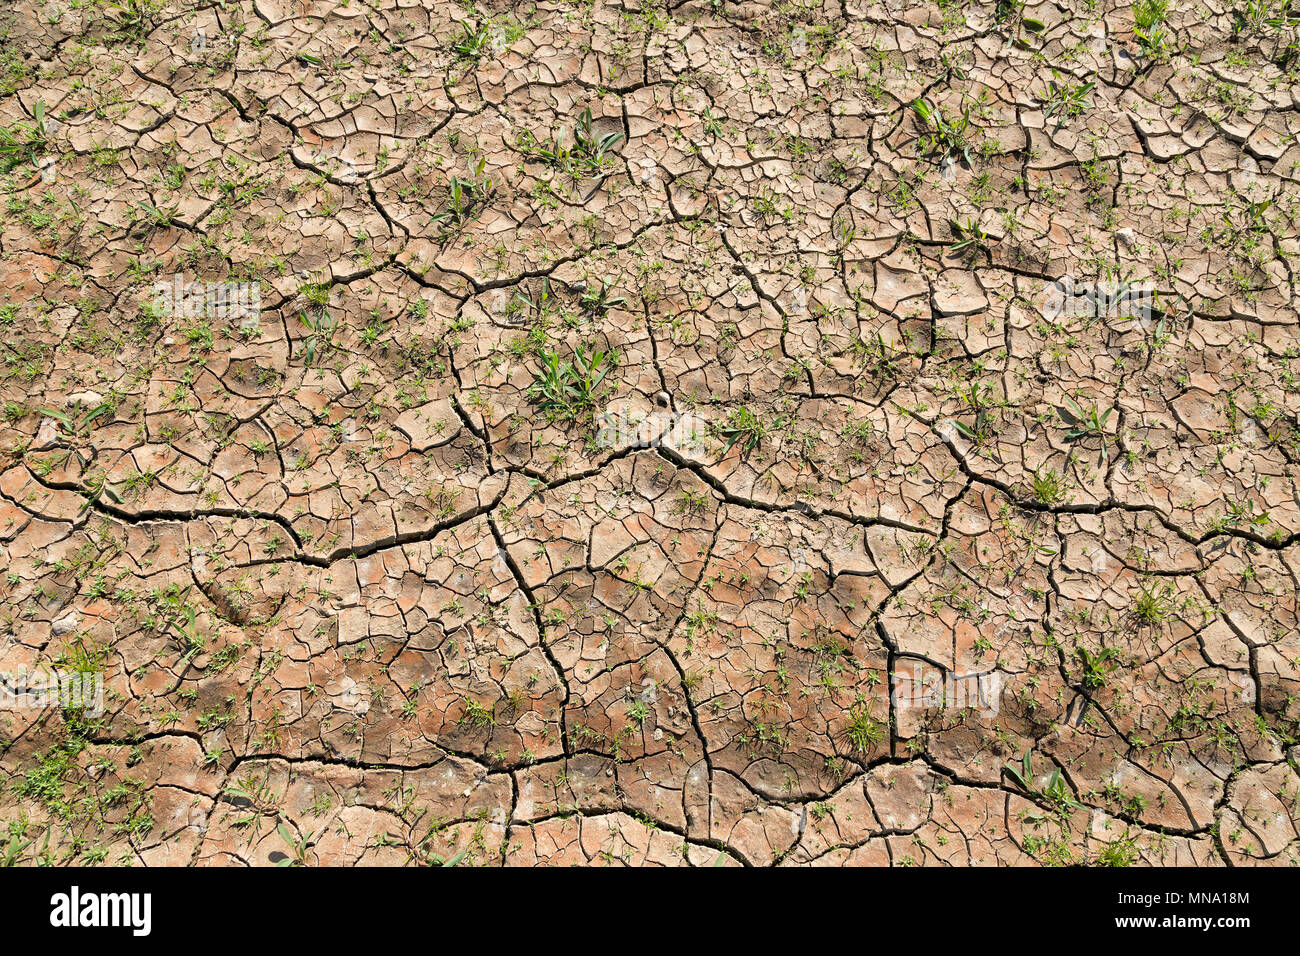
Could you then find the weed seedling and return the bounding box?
[451,20,493,60]
[716,406,767,454]
[1076,646,1122,690]
[517,107,624,178]
[912,96,976,165]
[1040,70,1095,129]
[0,101,50,174]
[526,345,611,418]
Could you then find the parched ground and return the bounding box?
[0,0,1298,868]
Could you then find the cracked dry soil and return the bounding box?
[0,0,1299,868]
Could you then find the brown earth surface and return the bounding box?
[0,0,1298,867]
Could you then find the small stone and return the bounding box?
[52,613,80,635]
[1116,228,1136,247]
[34,417,59,449]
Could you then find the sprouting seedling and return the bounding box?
[516,107,624,176]
[2,824,48,866]
[715,405,767,454]
[511,277,554,322]
[1214,495,1271,531]
[1233,0,1300,36]
[831,214,857,248]
[426,847,468,866]
[911,96,975,165]
[1004,752,1084,811]
[516,126,572,169]
[298,310,338,367]
[33,398,116,479]
[275,820,315,867]
[1029,464,1068,504]
[851,332,905,379]
[1040,70,1095,129]
[1130,579,1178,627]
[844,701,885,752]
[1076,646,1122,690]
[0,101,51,174]
[572,107,624,164]
[578,278,626,314]
[106,0,156,40]
[993,0,1046,34]
[132,201,181,232]
[1132,0,1172,57]
[430,157,496,236]
[950,217,990,257]
[951,381,998,442]
[1004,751,1035,792]
[526,344,611,417]
[1237,197,1274,234]
[39,399,113,440]
[175,605,205,662]
[451,20,493,61]
[1041,769,1084,810]
[570,345,610,406]
[1057,395,1113,447]
[73,471,124,516]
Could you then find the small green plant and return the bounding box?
[1133,0,1172,58]
[1041,769,1084,810]
[716,406,766,454]
[430,157,496,237]
[450,20,493,60]
[1212,495,1271,531]
[1096,831,1141,866]
[950,217,990,258]
[275,820,314,867]
[425,847,469,866]
[844,702,885,753]
[1005,752,1084,810]
[2,822,48,866]
[1132,581,1177,626]
[994,0,1046,34]
[912,97,975,164]
[1058,396,1113,446]
[1231,0,1300,66]
[841,418,875,446]
[460,698,496,728]
[39,399,113,442]
[174,604,205,663]
[1076,646,1122,690]
[131,200,181,232]
[298,310,338,367]
[105,0,157,41]
[526,345,611,418]
[1030,465,1068,504]
[952,382,997,443]
[510,277,555,325]
[0,101,50,174]
[1040,71,1094,128]
[676,488,711,514]
[852,332,905,379]
[517,107,624,177]
[579,279,626,314]
[299,281,331,307]
[571,108,623,165]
